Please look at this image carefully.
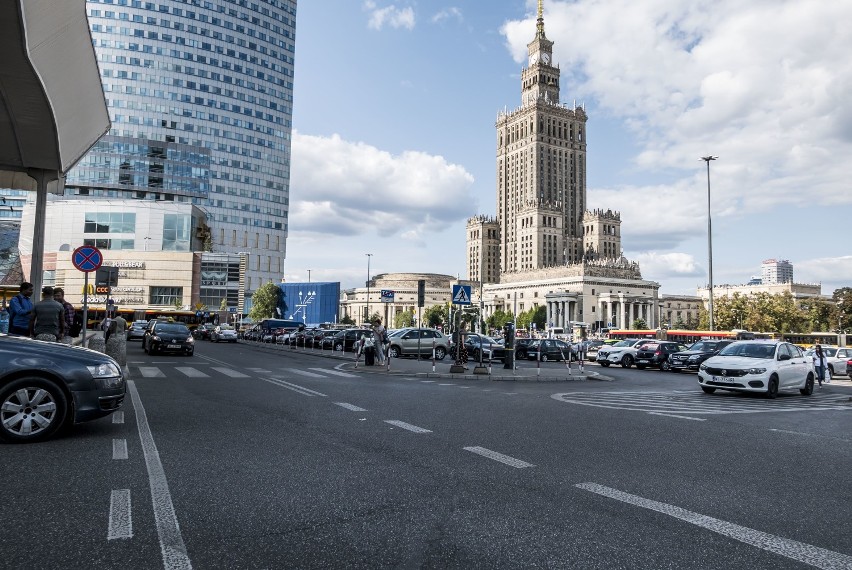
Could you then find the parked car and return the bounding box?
[669,340,735,373]
[195,323,216,340]
[143,322,195,356]
[596,339,657,368]
[803,346,851,379]
[634,341,685,370]
[451,334,505,362]
[0,334,125,443]
[325,329,373,352]
[848,358,852,379]
[388,328,448,360]
[514,338,534,360]
[125,320,149,341]
[697,340,815,398]
[210,324,238,343]
[526,338,573,362]
[585,339,606,361]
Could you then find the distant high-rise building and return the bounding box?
[64,0,297,294]
[466,215,500,284]
[582,209,622,260]
[761,258,794,284]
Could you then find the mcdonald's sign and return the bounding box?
[82,284,112,295]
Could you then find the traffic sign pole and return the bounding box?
[82,272,89,348]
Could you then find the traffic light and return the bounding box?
[417,279,425,307]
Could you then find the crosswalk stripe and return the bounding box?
[384,420,432,433]
[211,367,249,378]
[259,377,328,397]
[247,368,272,374]
[310,368,357,377]
[175,367,209,378]
[137,367,165,378]
[335,402,367,412]
[288,369,327,378]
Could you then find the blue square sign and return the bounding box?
[451,285,471,305]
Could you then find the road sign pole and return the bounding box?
[82,272,89,348]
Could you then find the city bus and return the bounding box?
[606,329,763,345]
[138,309,211,330]
[776,332,845,348]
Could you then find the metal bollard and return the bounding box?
[432,339,436,373]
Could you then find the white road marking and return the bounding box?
[259,377,327,397]
[175,367,208,378]
[310,368,357,377]
[421,380,436,383]
[112,411,124,424]
[247,368,272,374]
[384,420,432,433]
[458,386,472,389]
[575,482,852,570]
[288,369,327,378]
[211,367,249,378]
[335,402,368,412]
[439,383,457,386]
[138,367,165,378]
[107,489,132,540]
[127,381,192,569]
[648,412,707,421]
[463,446,534,468]
[113,438,128,460]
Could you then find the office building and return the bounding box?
[761,258,794,284]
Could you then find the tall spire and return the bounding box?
[536,0,545,39]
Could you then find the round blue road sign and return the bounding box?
[72,246,103,273]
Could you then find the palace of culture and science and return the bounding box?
[466,2,666,332]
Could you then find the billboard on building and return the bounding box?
[277,282,340,327]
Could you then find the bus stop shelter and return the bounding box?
[0,0,110,294]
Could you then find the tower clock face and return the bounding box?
[529,53,539,66]
[542,53,550,65]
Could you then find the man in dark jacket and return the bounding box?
[53,287,76,343]
[7,282,34,336]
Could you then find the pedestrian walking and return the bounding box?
[7,282,34,336]
[28,286,65,342]
[577,336,589,372]
[372,318,386,364]
[453,323,469,369]
[53,287,75,344]
[813,344,828,387]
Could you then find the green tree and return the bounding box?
[632,318,648,330]
[339,314,355,325]
[486,308,514,330]
[833,287,852,331]
[394,309,415,328]
[219,298,228,311]
[249,282,281,321]
[423,303,449,327]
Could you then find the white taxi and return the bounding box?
[697,341,814,398]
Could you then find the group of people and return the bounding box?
[6,282,77,343]
[359,318,388,366]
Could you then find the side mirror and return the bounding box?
[778,353,791,361]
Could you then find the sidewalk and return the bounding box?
[237,340,607,382]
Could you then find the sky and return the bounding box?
[285,0,852,298]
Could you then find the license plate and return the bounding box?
[712,376,735,383]
[638,359,649,364]
[167,344,181,349]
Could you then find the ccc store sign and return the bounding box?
[82,285,112,295]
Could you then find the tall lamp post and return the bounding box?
[365,253,372,325]
[701,156,717,331]
[307,269,311,283]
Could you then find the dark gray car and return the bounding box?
[0,334,125,443]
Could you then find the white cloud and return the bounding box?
[363,1,415,31]
[631,251,702,280]
[501,0,852,252]
[289,132,478,239]
[431,7,463,24]
[794,256,852,289]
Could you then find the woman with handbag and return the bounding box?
[813,344,828,387]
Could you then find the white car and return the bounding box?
[803,346,851,379]
[697,340,814,398]
[211,325,238,343]
[595,338,657,368]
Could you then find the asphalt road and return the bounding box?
[2,339,851,569]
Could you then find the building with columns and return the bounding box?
[464,1,659,333]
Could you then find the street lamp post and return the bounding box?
[365,253,372,325]
[701,156,717,331]
[307,269,311,283]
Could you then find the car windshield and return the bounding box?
[688,341,718,351]
[219,325,234,330]
[612,340,634,347]
[157,324,190,334]
[717,342,777,359]
[641,343,659,351]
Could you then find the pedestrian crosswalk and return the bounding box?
[552,390,852,417]
[130,363,357,381]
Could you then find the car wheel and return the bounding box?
[661,361,671,371]
[389,346,401,358]
[541,354,549,362]
[700,386,716,394]
[621,355,633,368]
[0,377,68,443]
[434,347,447,361]
[800,373,814,396]
[636,364,646,370]
[334,343,344,352]
[766,375,779,399]
[600,361,610,367]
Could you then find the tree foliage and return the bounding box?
[486,308,515,331]
[249,282,281,321]
[423,303,449,327]
[394,309,415,328]
[632,318,648,330]
[339,314,355,325]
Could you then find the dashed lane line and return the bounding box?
[648,412,707,421]
[384,420,432,434]
[112,411,124,424]
[107,489,132,540]
[463,446,534,468]
[335,402,367,412]
[113,438,128,460]
[575,482,852,570]
[259,376,327,397]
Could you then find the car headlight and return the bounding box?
[152,335,161,341]
[689,355,701,361]
[187,336,194,343]
[88,362,121,378]
[699,363,708,371]
[746,368,767,375]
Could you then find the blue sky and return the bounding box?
[286,0,852,297]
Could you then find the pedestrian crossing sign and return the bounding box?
[452,284,472,305]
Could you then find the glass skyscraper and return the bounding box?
[69,0,296,292]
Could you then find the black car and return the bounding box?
[0,335,125,443]
[323,329,372,352]
[514,338,534,359]
[196,323,216,340]
[526,339,573,361]
[451,334,506,362]
[143,322,195,356]
[125,320,149,341]
[634,341,685,370]
[668,340,734,372]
